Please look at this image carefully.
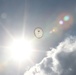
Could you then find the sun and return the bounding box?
[9,37,34,63]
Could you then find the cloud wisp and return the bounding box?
[24,36,76,75]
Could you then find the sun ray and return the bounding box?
[2,25,14,40]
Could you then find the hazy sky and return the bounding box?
[0,0,76,75]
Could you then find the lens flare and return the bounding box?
[64,16,70,21]
[57,13,73,30]
[50,28,58,34]
[59,20,64,25]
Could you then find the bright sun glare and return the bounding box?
[9,37,33,63]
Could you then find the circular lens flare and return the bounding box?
[57,13,73,30]
[64,16,70,21]
[59,20,64,25]
[50,28,58,34]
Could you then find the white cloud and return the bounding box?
[24,36,76,75]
